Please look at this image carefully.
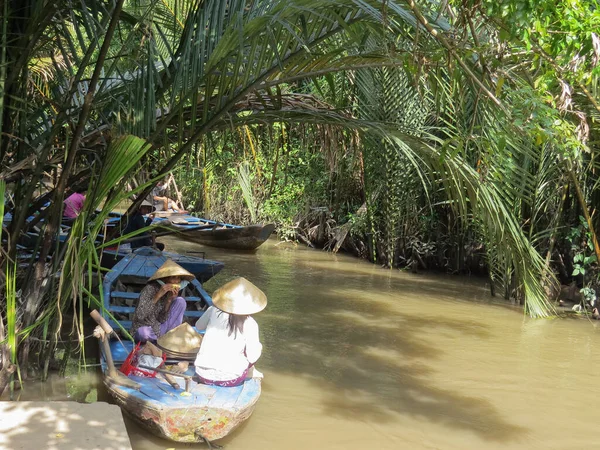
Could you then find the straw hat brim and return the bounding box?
[156,343,199,359]
[212,277,267,315]
[148,259,195,282]
[156,323,203,354]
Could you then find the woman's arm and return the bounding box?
[195,306,214,331]
[244,318,262,365]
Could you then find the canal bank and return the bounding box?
[0,401,131,450]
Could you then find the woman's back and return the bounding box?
[195,306,261,382]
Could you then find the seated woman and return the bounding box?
[151,179,185,212]
[63,188,87,222]
[194,277,267,387]
[131,260,194,342]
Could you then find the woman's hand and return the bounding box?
[154,283,179,302]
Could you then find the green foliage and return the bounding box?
[261,182,306,239]
[237,162,258,223]
[568,216,597,277]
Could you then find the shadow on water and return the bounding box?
[1,238,529,450]
[261,298,523,441]
[167,238,526,444]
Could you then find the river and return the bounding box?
[7,237,600,449]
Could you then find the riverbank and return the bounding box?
[0,401,131,450]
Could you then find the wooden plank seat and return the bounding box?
[107,304,204,317]
[111,291,203,302]
[102,248,214,335]
[107,290,206,333]
[114,320,132,330]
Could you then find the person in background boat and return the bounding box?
[63,188,86,221]
[194,277,267,387]
[123,200,165,251]
[131,260,193,343]
[151,179,183,212]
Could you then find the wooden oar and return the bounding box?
[90,310,141,391]
[138,365,193,392]
[161,373,181,390]
[90,309,128,353]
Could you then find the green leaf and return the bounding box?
[495,77,505,98]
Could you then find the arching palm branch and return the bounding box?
[0,0,565,373]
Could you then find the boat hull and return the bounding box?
[100,251,261,442]
[105,375,261,442]
[100,247,224,283]
[178,224,275,250]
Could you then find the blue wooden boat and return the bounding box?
[100,246,224,283]
[100,247,262,442]
[153,215,275,251]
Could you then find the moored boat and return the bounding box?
[153,215,275,250]
[100,246,224,283]
[99,247,262,443]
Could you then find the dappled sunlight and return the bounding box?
[0,401,131,450]
[253,293,524,442]
[327,309,407,330]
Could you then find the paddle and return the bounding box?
[90,310,141,391]
[138,365,193,392]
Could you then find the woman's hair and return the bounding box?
[219,310,248,337]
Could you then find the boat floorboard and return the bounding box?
[113,373,259,410]
[105,340,260,411]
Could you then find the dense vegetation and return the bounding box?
[0,0,598,387]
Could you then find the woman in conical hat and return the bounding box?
[194,277,267,387]
[131,259,195,343]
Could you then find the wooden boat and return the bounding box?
[153,215,275,250]
[100,246,224,283]
[100,248,261,443]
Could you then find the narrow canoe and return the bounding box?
[103,340,261,443]
[100,248,261,442]
[153,215,275,251]
[100,246,224,283]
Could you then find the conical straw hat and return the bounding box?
[157,323,203,354]
[148,259,195,282]
[212,277,267,315]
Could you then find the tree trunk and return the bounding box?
[570,171,600,266]
[0,364,16,396]
[0,313,16,394]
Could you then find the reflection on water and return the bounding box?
[6,237,600,449]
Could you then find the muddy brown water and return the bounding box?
[5,237,600,449]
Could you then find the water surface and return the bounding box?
[9,237,600,449]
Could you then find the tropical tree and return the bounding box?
[5,0,593,385]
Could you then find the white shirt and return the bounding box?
[194,306,262,381]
